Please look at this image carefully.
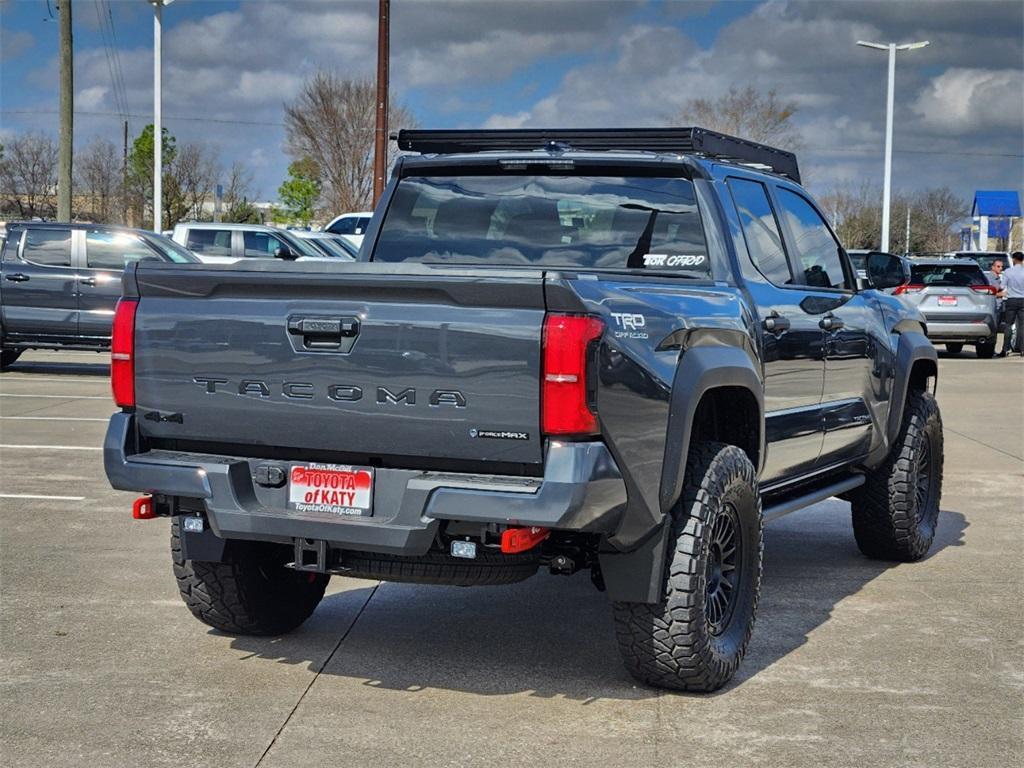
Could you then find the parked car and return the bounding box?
[894,258,999,357]
[291,231,359,260]
[0,222,197,369]
[323,211,373,246]
[170,222,331,263]
[106,127,941,693]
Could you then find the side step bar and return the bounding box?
[762,474,865,523]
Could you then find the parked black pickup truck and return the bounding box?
[0,222,197,369]
[104,128,942,692]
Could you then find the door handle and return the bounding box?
[78,276,97,287]
[287,316,360,350]
[5,273,30,282]
[763,312,791,333]
[819,314,844,331]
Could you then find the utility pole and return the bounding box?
[372,0,390,207]
[58,0,73,221]
[122,120,128,224]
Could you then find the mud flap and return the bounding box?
[598,519,671,604]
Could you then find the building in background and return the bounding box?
[964,190,1021,251]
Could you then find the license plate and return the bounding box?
[938,296,958,306]
[288,463,373,517]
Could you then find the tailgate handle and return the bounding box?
[287,316,359,349]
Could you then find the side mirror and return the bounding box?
[274,244,297,261]
[866,252,910,290]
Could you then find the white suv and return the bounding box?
[323,211,373,247]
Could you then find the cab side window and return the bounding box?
[186,229,233,257]
[85,230,154,270]
[243,231,285,258]
[727,178,793,286]
[775,189,849,290]
[22,228,71,267]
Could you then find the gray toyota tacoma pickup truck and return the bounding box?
[104,128,942,692]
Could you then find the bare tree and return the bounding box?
[677,85,802,149]
[819,183,966,253]
[284,71,416,214]
[0,131,59,218]
[176,142,221,220]
[220,161,259,221]
[75,137,122,223]
[913,187,966,253]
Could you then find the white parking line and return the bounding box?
[0,493,86,501]
[1,416,109,422]
[0,444,103,451]
[0,394,109,399]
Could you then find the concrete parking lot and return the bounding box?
[1,349,1021,768]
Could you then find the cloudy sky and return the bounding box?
[1,0,1021,207]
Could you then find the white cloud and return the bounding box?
[912,68,1024,134]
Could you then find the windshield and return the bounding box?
[911,264,987,287]
[143,233,198,263]
[278,231,324,258]
[373,174,710,276]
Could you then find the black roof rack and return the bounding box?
[395,127,800,183]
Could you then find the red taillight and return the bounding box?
[111,298,138,407]
[541,313,603,436]
[893,284,924,295]
[970,284,997,295]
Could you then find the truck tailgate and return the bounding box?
[130,263,546,465]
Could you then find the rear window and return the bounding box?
[911,264,987,287]
[373,175,709,276]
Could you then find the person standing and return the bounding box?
[997,251,1024,357]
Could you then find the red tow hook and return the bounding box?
[132,495,156,520]
[500,526,550,554]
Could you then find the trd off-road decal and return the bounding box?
[642,253,707,268]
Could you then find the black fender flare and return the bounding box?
[886,329,937,446]
[658,344,764,516]
[599,344,763,604]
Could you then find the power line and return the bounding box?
[1,109,285,128]
[103,0,131,130]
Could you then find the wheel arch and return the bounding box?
[886,330,938,447]
[659,345,764,516]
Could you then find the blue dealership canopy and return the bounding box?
[972,190,1021,218]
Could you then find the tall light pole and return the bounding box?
[856,39,929,253]
[148,1,174,232]
[58,0,73,222]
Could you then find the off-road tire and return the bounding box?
[850,390,943,561]
[975,338,996,359]
[612,442,762,692]
[0,349,22,370]
[171,519,328,635]
[339,547,539,586]
[944,343,963,355]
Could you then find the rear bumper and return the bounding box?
[923,318,996,340]
[104,413,627,556]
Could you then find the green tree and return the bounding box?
[127,124,180,229]
[277,158,321,225]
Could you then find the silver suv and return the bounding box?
[896,258,999,357]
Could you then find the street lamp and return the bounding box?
[856,39,929,253]
[148,1,174,232]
